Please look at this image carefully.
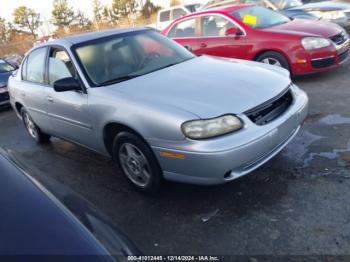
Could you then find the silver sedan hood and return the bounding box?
[113,56,291,119]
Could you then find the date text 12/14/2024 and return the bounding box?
[127,256,220,261]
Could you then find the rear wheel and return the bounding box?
[112,132,163,195]
[21,108,51,143]
[256,51,290,71]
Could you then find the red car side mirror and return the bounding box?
[225,27,240,36]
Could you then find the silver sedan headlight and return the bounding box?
[301,37,331,50]
[182,115,243,139]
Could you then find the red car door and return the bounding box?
[166,17,200,53]
[196,14,249,59]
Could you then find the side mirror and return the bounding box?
[225,27,240,36]
[54,77,81,92]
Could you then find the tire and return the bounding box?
[256,51,290,71]
[21,108,51,144]
[112,132,163,195]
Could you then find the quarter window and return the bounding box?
[48,49,77,86]
[168,18,196,38]
[24,48,47,83]
[201,15,236,37]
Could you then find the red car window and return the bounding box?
[201,15,236,37]
[168,18,196,38]
[137,34,175,57]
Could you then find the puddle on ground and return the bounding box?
[283,131,324,161]
[283,114,350,169]
[302,141,350,168]
[318,114,350,125]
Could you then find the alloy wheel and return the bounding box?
[23,112,38,139]
[261,57,282,67]
[118,143,152,188]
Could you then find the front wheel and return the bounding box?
[112,132,163,195]
[21,108,51,143]
[256,51,290,71]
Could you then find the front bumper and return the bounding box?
[150,87,309,185]
[291,39,349,75]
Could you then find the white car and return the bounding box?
[157,4,201,31]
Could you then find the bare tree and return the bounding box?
[170,0,182,6]
[92,0,104,22]
[51,0,75,28]
[0,17,12,43]
[141,0,161,19]
[13,6,41,39]
[74,10,92,30]
[111,0,138,18]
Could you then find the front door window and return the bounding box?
[48,49,77,86]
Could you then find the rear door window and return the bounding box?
[24,47,47,84]
[167,18,197,38]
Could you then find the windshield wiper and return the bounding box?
[157,62,180,70]
[99,74,141,86]
[98,59,194,86]
[271,21,289,27]
[144,58,194,75]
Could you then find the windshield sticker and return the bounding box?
[243,15,257,26]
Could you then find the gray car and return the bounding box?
[0,59,16,107]
[8,28,308,194]
[273,0,350,28]
[202,0,350,27]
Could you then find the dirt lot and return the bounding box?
[1,61,350,257]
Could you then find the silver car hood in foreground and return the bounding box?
[110,56,291,119]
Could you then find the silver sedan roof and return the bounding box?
[37,27,152,48]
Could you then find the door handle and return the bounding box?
[200,43,207,48]
[47,96,54,102]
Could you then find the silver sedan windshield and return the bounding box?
[74,30,195,86]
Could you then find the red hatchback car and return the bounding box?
[161,5,350,75]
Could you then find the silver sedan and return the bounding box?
[8,28,308,194]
